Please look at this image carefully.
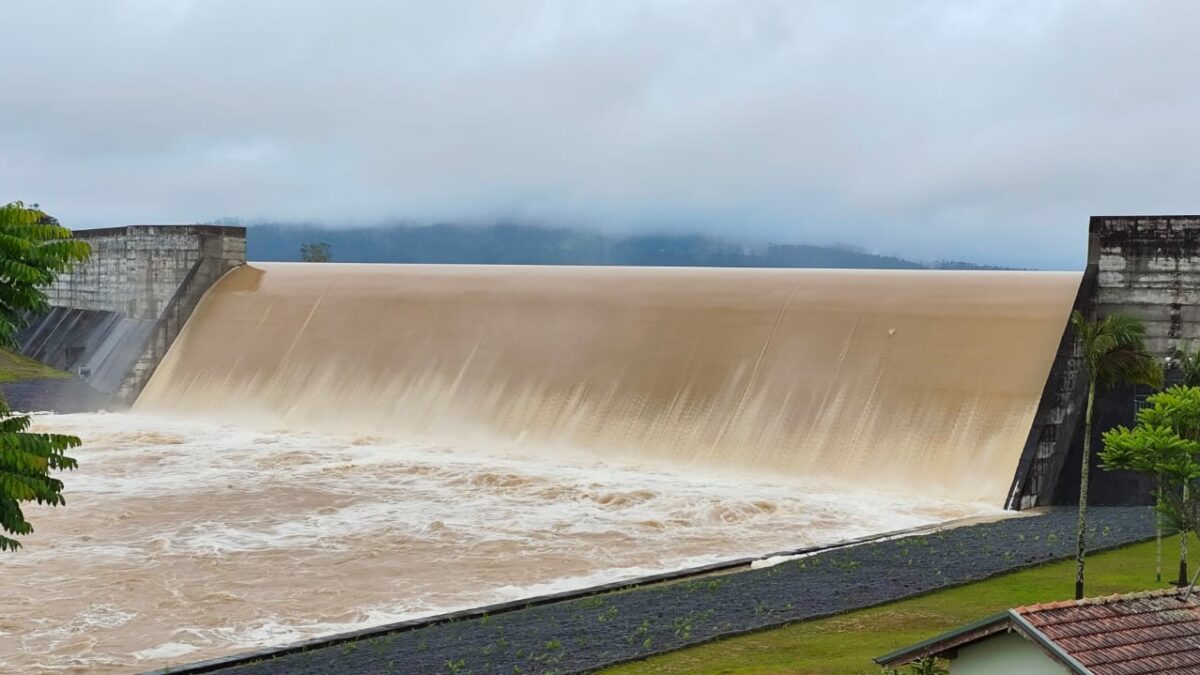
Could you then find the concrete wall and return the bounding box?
[1011,215,1200,508]
[1093,216,1200,355]
[18,307,154,395]
[17,225,245,403]
[1006,269,1093,509]
[950,633,1069,675]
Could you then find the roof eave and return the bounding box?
[876,609,1096,673]
[873,612,1012,667]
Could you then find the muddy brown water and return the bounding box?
[3,265,1078,672]
[141,264,1080,502]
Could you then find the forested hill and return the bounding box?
[245,223,1009,270]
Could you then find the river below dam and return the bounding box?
[1,412,998,673]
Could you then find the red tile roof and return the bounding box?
[876,589,1200,673]
[1013,589,1200,674]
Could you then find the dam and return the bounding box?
[2,216,1195,671]
[137,263,1077,503]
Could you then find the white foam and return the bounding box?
[6,412,1003,673]
[134,642,199,660]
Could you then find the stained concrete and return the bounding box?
[17,225,245,402]
[1012,216,1200,509]
[1092,216,1200,355]
[19,307,154,394]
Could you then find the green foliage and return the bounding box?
[1071,310,1161,598]
[881,657,948,675]
[300,241,332,263]
[0,202,88,551]
[1174,342,1200,387]
[0,381,81,550]
[0,202,91,347]
[1101,424,1199,477]
[1102,386,1200,534]
[1137,385,1200,440]
[1070,311,1163,391]
[0,347,71,382]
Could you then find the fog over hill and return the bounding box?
[244,223,1013,270]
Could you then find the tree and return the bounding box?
[1101,394,1200,585]
[300,241,332,262]
[1140,386,1200,585]
[1071,310,1162,599]
[0,202,90,551]
[1148,342,1200,582]
[1175,343,1200,387]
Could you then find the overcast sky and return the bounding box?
[4,1,1199,268]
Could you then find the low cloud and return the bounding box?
[4,1,1199,268]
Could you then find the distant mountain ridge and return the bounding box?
[242,222,1012,270]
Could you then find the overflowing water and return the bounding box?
[5,264,1080,671]
[2,412,994,672]
[138,264,1080,502]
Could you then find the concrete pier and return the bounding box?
[17,225,245,403]
[1011,216,1200,508]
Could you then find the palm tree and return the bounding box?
[1171,343,1200,584]
[1072,311,1162,599]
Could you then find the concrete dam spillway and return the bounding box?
[8,244,1107,673]
[11,217,1198,672]
[136,263,1081,504]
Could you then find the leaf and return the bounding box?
[0,202,84,549]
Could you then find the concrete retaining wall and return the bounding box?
[1010,215,1200,509]
[1093,216,1200,355]
[17,225,245,403]
[1006,268,1093,509]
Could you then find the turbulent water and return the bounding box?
[139,264,1080,502]
[2,413,993,673]
[5,264,1081,671]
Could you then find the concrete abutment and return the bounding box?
[17,225,245,404]
[1012,216,1200,509]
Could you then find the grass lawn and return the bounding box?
[0,348,71,382]
[602,532,1193,675]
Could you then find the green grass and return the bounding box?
[0,348,71,383]
[602,534,1195,675]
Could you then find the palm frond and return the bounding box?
[1074,311,1162,391]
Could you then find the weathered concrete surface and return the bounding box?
[1007,269,1093,509]
[1050,217,1200,506]
[18,307,154,395]
[1092,216,1200,356]
[1012,216,1200,509]
[17,225,245,402]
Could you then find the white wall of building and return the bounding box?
[950,632,1070,675]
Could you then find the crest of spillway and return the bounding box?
[135,263,1080,503]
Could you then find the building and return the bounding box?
[875,589,1200,674]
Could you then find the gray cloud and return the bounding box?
[4,0,1199,268]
